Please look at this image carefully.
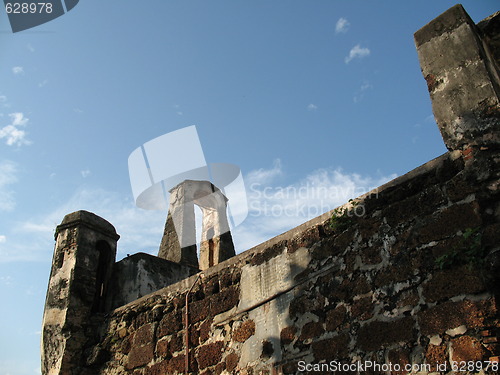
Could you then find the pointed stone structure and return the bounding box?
[158,180,236,271]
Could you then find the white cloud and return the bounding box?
[0,95,10,109]
[0,235,6,243]
[12,67,24,75]
[425,114,435,123]
[335,17,350,34]
[10,112,28,127]
[345,44,370,64]
[232,161,396,252]
[12,187,167,262]
[0,113,31,146]
[0,160,17,211]
[0,275,13,285]
[307,103,318,111]
[38,79,48,88]
[173,104,183,115]
[360,82,372,91]
[353,81,373,103]
[245,159,283,186]
[81,169,91,178]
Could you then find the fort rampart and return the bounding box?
[41,5,500,374]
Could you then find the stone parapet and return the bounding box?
[415,4,500,151]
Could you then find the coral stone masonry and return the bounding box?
[41,5,500,375]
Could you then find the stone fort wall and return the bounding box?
[41,5,500,375]
[81,147,499,375]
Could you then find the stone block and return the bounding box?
[155,338,169,358]
[418,299,496,336]
[132,323,155,347]
[445,175,478,202]
[483,223,500,248]
[360,246,382,265]
[203,275,220,295]
[425,344,448,372]
[451,336,487,363]
[383,186,444,228]
[281,361,298,375]
[197,341,224,369]
[422,266,486,303]
[387,348,410,375]
[351,274,372,295]
[357,317,415,351]
[280,326,297,345]
[299,322,324,340]
[357,217,381,242]
[374,263,412,288]
[318,275,351,302]
[333,227,356,251]
[190,298,209,324]
[417,202,482,243]
[326,305,347,332]
[288,294,308,319]
[396,290,420,308]
[120,335,132,355]
[225,352,239,373]
[209,285,239,316]
[199,318,213,343]
[126,343,154,370]
[169,334,183,354]
[233,320,256,343]
[351,297,374,321]
[167,354,190,374]
[309,236,339,260]
[311,334,349,361]
[188,326,200,346]
[218,268,241,288]
[213,361,226,375]
[260,340,274,359]
[158,310,183,338]
[145,361,169,375]
[429,237,463,260]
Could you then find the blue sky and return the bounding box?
[0,1,498,374]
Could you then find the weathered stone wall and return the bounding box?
[107,253,198,311]
[76,144,499,374]
[42,5,500,375]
